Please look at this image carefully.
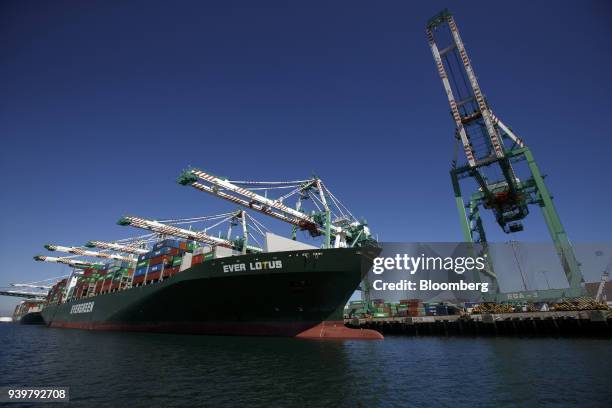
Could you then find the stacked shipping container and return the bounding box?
[48,239,219,303]
[345,299,460,319]
[132,239,197,286]
[45,278,68,305]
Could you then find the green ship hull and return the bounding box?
[41,247,382,339]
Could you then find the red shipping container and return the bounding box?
[102,280,112,292]
[149,255,163,266]
[132,275,145,285]
[149,254,174,267]
[162,266,179,278]
[191,255,203,266]
[111,282,120,291]
[146,271,162,282]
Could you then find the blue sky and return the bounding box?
[1,1,611,314]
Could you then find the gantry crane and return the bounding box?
[426,9,585,301]
[117,210,262,254]
[0,289,46,299]
[177,169,374,248]
[11,283,52,290]
[33,255,102,269]
[0,276,67,300]
[85,240,149,255]
[44,244,134,262]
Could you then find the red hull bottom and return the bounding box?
[295,321,383,340]
[48,320,383,340]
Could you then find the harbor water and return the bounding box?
[1,324,610,407]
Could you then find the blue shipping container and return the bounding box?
[153,239,180,251]
[135,266,148,276]
[149,264,162,273]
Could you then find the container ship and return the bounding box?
[35,168,383,340]
[12,300,45,324]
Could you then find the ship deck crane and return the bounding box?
[426,9,585,302]
[44,244,134,262]
[117,211,262,254]
[177,169,373,248]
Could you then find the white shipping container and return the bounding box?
[180,253,193,271]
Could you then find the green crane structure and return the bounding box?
[426,9,585,302]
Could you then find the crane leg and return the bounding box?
[524,148,584,296]
[451,170,473,242]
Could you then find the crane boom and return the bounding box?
[426,9,505,165]
[117,215,262,252]
[85,240,149,255]
[426,23,476,167]
[177,169,342,235]
[11,283,52,290]
[34,255,101,269]
[0,290,45,299]
[188,179,314,230]
[45,244,133,262]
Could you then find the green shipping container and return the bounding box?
[137,260,148,268]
